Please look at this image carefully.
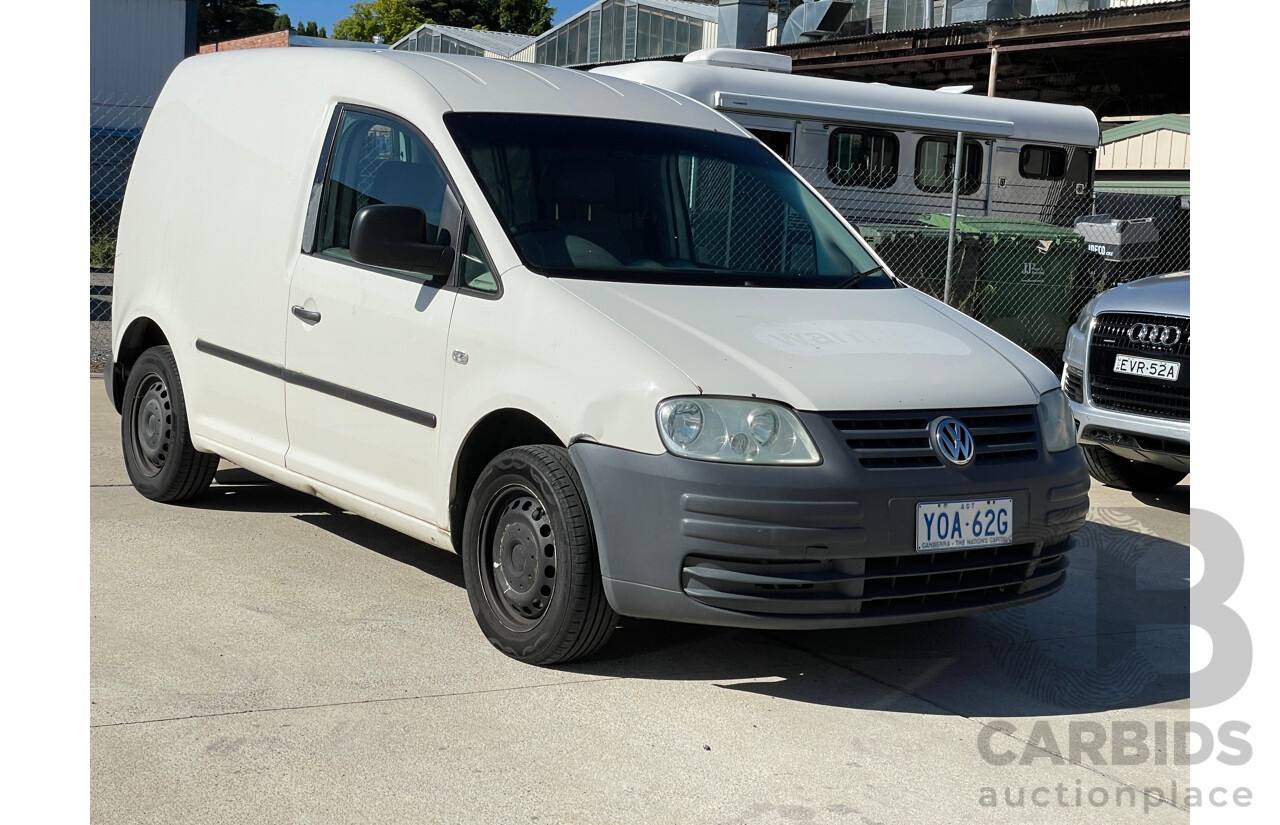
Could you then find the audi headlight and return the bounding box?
[1037,389,1077,453]
[656,397,821,465]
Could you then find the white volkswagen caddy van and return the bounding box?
[109,49,1089,665]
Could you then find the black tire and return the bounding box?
[461,445,617,665]
[121,345,219,502]
[1082,445,1186,493]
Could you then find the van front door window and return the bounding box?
[315,109,450,268]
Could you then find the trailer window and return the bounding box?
[915,137,982,195]
[1019,145,1068,180]
[828,129,898,189]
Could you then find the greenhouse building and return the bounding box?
[393,0,779,68]
[391,1,1180,69]
[391,23,537,59]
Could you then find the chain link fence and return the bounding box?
[794,153,1190,367]
[91,95,154,369]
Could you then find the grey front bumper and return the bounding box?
[1069,399,1191,473]
[571,413,1089,630]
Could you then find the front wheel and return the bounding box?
[1082,445,1186,493]
[120,345,219,502]
[461,445,616,665]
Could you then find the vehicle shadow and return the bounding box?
[562,517,1190,719]
[191,466,1189,718]
[180,466,331,514]
[1133,482,1190,514]
[193,466,466,587]
[293,510,466,589]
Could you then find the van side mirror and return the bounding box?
[350,204,455,279]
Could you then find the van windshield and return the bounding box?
[445,113,894,289]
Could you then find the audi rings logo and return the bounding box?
[931,417,976,467]
[1128,322,1183,347]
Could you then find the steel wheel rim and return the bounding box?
[479,483,558,630]
[130,371,172,478]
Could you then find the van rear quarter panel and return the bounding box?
[114,50,457,461]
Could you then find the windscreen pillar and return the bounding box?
[718,0,770,50]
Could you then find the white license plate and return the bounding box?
[1114,354,1180,382]
[916,498,1014,552]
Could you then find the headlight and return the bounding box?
[656,397,821,465]
[1037,389,1077,453]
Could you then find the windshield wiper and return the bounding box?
[832,265,885,289]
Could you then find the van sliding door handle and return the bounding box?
[291,305,322,324]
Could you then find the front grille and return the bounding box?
[1087,312,1189,421]
[825,407,1039,469]
[682,541,1068,619]
[1063,366,1084,403]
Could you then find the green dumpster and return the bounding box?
[855,223,983,315]
[918,214,1085,358]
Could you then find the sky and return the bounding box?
[277,0,596,33]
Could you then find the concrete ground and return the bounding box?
[90,377,1191,823]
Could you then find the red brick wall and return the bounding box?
[198,30,291,54]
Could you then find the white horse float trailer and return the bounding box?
[594,49,1101,228]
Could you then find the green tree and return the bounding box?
[333,0,427,42]
[414,0,497,30]
[198,0,280,45]
[273,12,291,31]
[291,19,326,37]
[498,0,554,35]
[410,0,554,35]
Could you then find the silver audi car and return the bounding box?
[1061,272,1189,492]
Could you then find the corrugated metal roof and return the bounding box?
[289,33,388,49]
[1096,121,1189,173]
[1100,114,1190,144]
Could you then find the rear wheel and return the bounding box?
[1082,445,1186,492]
[121,345,218,502]
[462,445,616,665]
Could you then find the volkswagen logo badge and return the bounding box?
[1127,322,1182,347]
[931,417,976,468]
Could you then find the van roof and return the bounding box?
[593,56,1101,147]
[174,48,743,136]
